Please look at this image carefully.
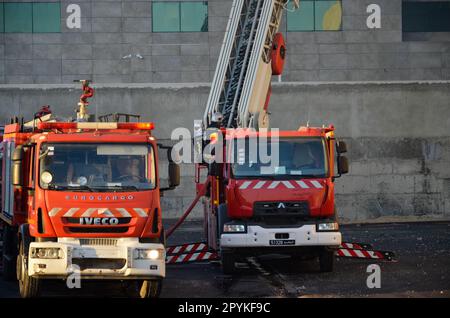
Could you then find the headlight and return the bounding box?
[40,171,53,184]
[31,247,62,259]
[135,249,164,260]
[317,222,339,232]
[223,224,246,233]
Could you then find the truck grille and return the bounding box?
[254,201,310,215]
[67,227,129,234]
[79,238,118,246]
[72,258,126,270]
[253,201,310,226]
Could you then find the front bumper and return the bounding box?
[28,238,165,279]
[220,224,341,248]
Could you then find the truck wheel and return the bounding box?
[319,249,335,273]
[17,240,40,298]
[2,226,17,281]
[221,252,236,275]
[140,280,162,298]
[124,280,162,298]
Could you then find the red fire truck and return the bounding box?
[197,126,349,274]
[0,83,180,298]
[192,0,349,273]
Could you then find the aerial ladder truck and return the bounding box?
[0,81,180,297]
[191,0,350,274]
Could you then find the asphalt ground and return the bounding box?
[0,222,449,298]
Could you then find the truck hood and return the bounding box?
[227,179,328,218]
[43,190,155,237]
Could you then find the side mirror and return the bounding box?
[168,162,180,189]
[12,146,24,186]
[208,162,222,177]
[337,140,347,154]
[159,144,180,192]
[338,156,349,175]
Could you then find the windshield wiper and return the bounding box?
[296,175,326,179]
[48,184,94,192]
[234,175,283,180]
[92,185,140,192]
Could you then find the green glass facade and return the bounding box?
[181,2,208,32]
[4,3,33,33]
[287,0,342,31]
[32,2,61,33]
[152,2,180,32]
[152,1,208,32]
[2,2,60,33]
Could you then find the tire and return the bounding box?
[2,226,17,281]
[124,279,162,298]
[221,251,236,275]
[291,252,316,262]
[319,249,335,273]
[17,240,40,298]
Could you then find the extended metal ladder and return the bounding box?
[203,0,298,129]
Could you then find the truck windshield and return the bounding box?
[39,143,156,191]
[231,137,328,178]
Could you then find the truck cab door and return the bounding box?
[2,141,14,221]
[27,145,36,212]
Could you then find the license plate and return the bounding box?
[269,240,295,246]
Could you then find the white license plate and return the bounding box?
[269,240,295,246]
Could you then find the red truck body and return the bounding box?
[197,125,348,273]
[1,120,177,298]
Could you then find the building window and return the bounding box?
[181,2,208,32]
[33,2,61,33]
[152,2,180,32]
[287,0,342,31]
[0,3,4,33]
[4,3,33,33]
[2,2,61,33]
[402,1,450,32]
[152,1,208,32]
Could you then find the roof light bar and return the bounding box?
[37,122,155,131]
[37,122,77,130]
[117,122,155,130]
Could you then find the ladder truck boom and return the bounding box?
[204,0,299,130]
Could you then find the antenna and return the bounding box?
[306,104,311,128]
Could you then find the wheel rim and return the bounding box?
[17,245,27,291]
[16,253,22,282]
[139,281,149,298]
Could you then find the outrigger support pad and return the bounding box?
[164,241,397,264]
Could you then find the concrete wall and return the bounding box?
[1,0,449,84]
[1,81,449,222]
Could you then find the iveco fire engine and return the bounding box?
[0,81,180,297]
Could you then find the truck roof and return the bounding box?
[1,121,155,144]
[223,125,335,139]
